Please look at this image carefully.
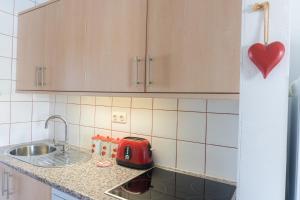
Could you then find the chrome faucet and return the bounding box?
[45,115,68,152]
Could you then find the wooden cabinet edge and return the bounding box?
[16,90,240,100]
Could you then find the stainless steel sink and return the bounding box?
[9,144,57,156]
[7,142,91,168]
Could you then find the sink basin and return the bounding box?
[9,144,57,156]
[7,142,92,167]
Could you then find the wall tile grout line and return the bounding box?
[175,98,179,169]
[8,0,16,145]
[204,99,208,174]
[60,102,239,116]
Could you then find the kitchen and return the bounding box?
[0,0,293,200]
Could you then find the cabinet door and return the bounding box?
[10,169,51,200]
[0,163,51,200]
[42,1,60,90]
[51,0,86,91]
[16,7,45,90]
[83,0,147,92]
[146,0,241,93]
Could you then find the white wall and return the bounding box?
[290,0,300,83]
[238,0,291,199]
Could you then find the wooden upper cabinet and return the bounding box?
[16,6,45,90]
[146,0,241,93]
[83,0,147,92]
[51,0,86,91]
[16,0,241,96]
[17,1,60,91]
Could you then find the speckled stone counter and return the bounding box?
[0,141,146,200]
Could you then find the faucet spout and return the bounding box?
[45,115,68,152]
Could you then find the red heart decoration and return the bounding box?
[248,41,285,78]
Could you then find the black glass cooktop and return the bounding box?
[106,168,236,200]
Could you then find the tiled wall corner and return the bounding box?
[51,96,239,182]
[0,0,51,147]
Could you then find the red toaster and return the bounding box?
[116,137,153,169]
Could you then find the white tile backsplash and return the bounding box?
[54,121,67,141]
[0,102,10,123]
[67,96,81,104]
[112,130,130,139]
[10,122,31,145]
[153,98,177,110]
[131,109,152,136]
[12,37,17,59]
[68,124,80,146]
[96,96,112,106]
[0,11,13,35]
[11,102,32,123]
[0,124,9,146]
[81,96,95,105]
[153,110,177,139]
[152,137,177,168]
[207,113,239,147]
[54,103,66,117]
[79,126,94,149]
[80,105,95,127]
[0,54,11,80]
[11,81,32,101]
[55,95,67,103]
[0,80,11,101]
[32,102,49,121]
[33,94,50,102]
[132,98,152,109]
[13,16,17,37]
[177,141,205,174]
[32,121,48,141]
[0,34,12,57]
[206,145,238,181]
[177,112,206,143]
[66,104,80,124]
[0,0,14,14]
[178,99,206,112]
[207,99,239,114]
[95,106,111,129]
[50,96,239,182]
[95,128,111,137]
[112,97,131,107]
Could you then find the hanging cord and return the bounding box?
[252,1,270,45]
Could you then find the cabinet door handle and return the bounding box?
[135,57,142,85]
[35,67,40,87]
[148,57,153,85]
[41,67,46,87]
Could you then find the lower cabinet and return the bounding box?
[52,189,78,200]
[0,163,51,200]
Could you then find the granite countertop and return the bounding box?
[0,141,146,200]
